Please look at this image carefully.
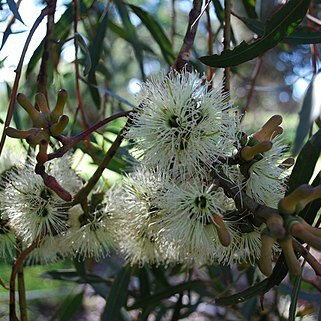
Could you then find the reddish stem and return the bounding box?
[0,4,55,157]
[47,110,132,161]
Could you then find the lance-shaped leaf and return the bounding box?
[293,73,321,155]
[7,0,24,25]
[239,17,321,44]
[127,4,175,65]
[199,0,310,67]
[101,265,132,321]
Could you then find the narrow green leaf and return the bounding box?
[113,0,145,80]
[127,4,175,65]
[300,171,321,224]
[52,291,84,321]
[240,17,321,44]
[26,0,95,76]
[87,6,109,109]
[293,73,321,155]
[288,274,302,321]
[42,269,112,285]
[241,0,258,19]
[101,265,132,321]
[129,280,210,310]
[200,0,310,67]
[77,33,92,76]
[108,20,155,55]
[215,254,289,306]
[7,0,24,24]
[288,129,321,194]
[1,27,25,50]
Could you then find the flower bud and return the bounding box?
[253,115,283,142]
[258,229,275,276]
[240,141,272,162]
[43,173,72,202]
[50,115,69,136]
[285,216,321,250]
[213,213,231,247]
[278,236,301,276]
[26,130,50,146]
[266,215,285,239]
[51,89,68,123]
[278,184,312,214]
[6,127,36,139]
[35,92,50,113]
[17,93,46,127]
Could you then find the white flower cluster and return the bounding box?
[112,69,289,266]
[0,69,290,267]
[0,150,116,263]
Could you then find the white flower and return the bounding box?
[245,137,289,208]
[126,69,238,176]
[26,235,69,265]
[112,166,179,266]
[67,207,115,261]
[156,178,233,265]
[0,153,82,244]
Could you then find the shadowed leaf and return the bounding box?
[200,0,310,67]
[101,265,132,321]
[293,73,321,155]
[128,4,175,65]
[7,0,24,24]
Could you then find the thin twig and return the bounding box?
[73,0,88,130]
[240,56,263,121]
[47,110,132,161]
[223,0,231,92]
[172,0,203,72]
[205,1,215,84]
[17,265,27,321]
[10,243,38,321]
[171,0,176,45]
[37,0,57,99]
[0,4,55,157]
[292,239,321,277]
[213,170,279,220]
[72,125,128,205]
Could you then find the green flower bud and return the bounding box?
[35,92,50,113]
[51,89,68,123]
[240,141,272,162]
[17,93,47,127]
[258,228,275,276]
[278,184,313,214]
[213,213,231,247]
[278,236,301,276]
[50,115,69,136]
[253,114,283,142]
